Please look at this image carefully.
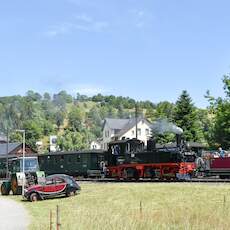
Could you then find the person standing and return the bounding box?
[218,147,225,158]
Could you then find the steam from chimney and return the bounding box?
[151,119,183,135]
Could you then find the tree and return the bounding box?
[26,90,42,102]
[213,100,230,148]
[209,75,230,148]
[174,90,203,142]
[155,101,175,121]
[68,107,85,131]
[57,130,88,151]
[43,92,51,101]
[53,90,72,108]
[23,120,43,149]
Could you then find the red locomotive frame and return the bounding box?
[107,162,196,180]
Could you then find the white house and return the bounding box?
[102,117,152,150]
[90,140,102,150]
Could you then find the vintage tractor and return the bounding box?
[1,156,45,195]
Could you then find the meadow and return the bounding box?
[13,182,230,230]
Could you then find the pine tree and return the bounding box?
[174,90,203,142]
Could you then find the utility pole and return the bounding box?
[16,129,26,197]
[6,127,9,178]
[22,130,25,197]
[135,103,138,139]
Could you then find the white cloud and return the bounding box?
[45,23,74,37]
[45,13,109,37]
[74,14,93,23]
[68,84,110,96]
[129,9,153,29]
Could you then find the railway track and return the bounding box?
[76,177,230,183]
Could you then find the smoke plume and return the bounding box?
[151,119,183,135]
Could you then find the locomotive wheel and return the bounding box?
[1,183,10,195]
[122,169,128,180]
[11,176,22,195]
[134,169,139,181]
[30,193,38,202]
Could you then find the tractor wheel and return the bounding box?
[1,183,10,195]
[30,193,38,202]
[11,176,22,195]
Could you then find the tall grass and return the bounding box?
[13,183,230,230]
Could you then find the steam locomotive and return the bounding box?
[104,136,201,180]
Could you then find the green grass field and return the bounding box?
[13,183,230,230]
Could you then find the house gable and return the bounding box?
[102,117,152,149]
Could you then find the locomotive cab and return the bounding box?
[107,139,144,166]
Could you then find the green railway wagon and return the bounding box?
[38,150,105,177]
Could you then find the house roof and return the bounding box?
[104,117,152,138]
[117,117,152,138]
[103,118,130,130]
[0,142,21,155]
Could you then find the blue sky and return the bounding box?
[0,0,230,108]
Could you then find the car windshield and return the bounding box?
[20,158,39,172]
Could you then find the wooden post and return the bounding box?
[223,195,226,211]
[50,210,53,230]
[56,205,61,230]
[140,201,142,215]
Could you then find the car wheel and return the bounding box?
[30,193,38,202]
[66,191,75,197]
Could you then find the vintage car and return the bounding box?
[24,174,81,201]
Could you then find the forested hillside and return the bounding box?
[0,75,229,151]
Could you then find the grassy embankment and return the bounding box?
[12,183,230,230]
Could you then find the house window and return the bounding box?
[138,128,141,136]
[105,130,110,138]
[146,129,149,135]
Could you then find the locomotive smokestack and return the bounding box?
[176,134,182,147]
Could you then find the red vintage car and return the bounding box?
[24,174,81,201]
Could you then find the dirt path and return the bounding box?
[0,197,29,230]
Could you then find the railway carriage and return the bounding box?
[38,150,105,177]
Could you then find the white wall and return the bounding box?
[102,123,115,150]
[90,141,101,150]
[120,120,152,145]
